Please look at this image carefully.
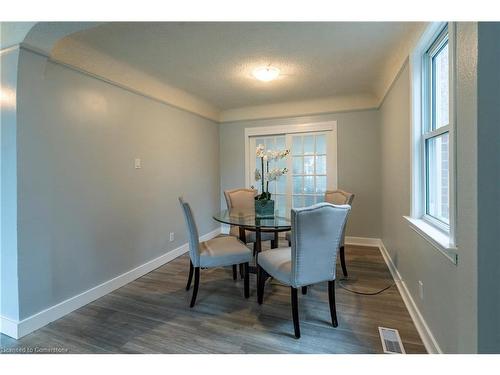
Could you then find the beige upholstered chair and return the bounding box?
[179,197,252,307]
[224,188,276,249]
[257,203,351,338]
[286,189,354,277]
[325,190,354,277]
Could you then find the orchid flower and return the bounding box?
[254,168,262,181]
[254,144,290,199]
[256,144,266,158]
[266,167,289,181]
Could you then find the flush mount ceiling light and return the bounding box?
[252,66,280,82]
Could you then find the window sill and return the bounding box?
[404,216,458,265]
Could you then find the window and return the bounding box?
[246,122,337,218]
[407,22,457,263]
[423,26,450,230]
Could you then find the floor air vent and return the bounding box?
[378,327,406,354]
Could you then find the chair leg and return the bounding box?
[253,242,257,257]
[291,287,301,339]
[244,263,249,298]
[257,265,265,305]
[232,264,237,280]
[340,246,348,277]
[186,261,194,291]
[239,263,244,279]
[288,240,291,247]
[272,231,279,248]
[301,286,307,295]
[190,267,200,308]
[328,280,338,327]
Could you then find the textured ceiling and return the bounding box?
[53,22,424,111]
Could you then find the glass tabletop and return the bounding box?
[213,208,291,229]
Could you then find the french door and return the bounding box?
[249,130,335,218]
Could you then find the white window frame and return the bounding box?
[407,22,458,264]
[244,121,338,211]
[422,26,451,231]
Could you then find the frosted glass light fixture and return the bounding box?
[252,66,280,82]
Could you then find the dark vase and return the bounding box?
[255,199,275,218]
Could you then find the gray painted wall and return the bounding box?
[219,111,381,238]
[15,49,220,319]
[379,23,479,353]
[0,49,20,320]
[477,22,500,353]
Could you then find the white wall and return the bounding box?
[379,23,480,353]
[219,110,381,239]
[14,49,220,319]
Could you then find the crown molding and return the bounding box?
[219,94,378,123]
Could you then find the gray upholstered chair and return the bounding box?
[257,203,351,338]
[286,189,354,277]
[224,188,276,251]
[179,197,252,307]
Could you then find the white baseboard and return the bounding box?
[220,223,230,235]
[345,236,381,247]
[0,316,19,339]
[0,227,220,340]
[377,239,442,354]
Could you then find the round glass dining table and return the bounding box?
[213,208,291,255]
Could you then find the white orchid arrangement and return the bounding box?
[254,144,290,200]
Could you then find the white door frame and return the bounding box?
[244,121,338,190]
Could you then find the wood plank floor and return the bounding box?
[0,240,426,354]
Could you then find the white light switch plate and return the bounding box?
[169,232,174,242]
[134,158,141,169]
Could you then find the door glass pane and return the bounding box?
[426,133,449,224]
[304,176,314,194]
[433,43,449,130]
[316,155,326,174]
[292,136,302,155]
[265,138,275,150]
[276,194,287,217]
[292,156,303,174]
[293,195,304,208]
[275,136,286,150]
[277,157,286,169]
[304,195,315,207]
[315,176,327,193]
[268,180,275,194]
[276,174,286,194]
[303,135,314,155]
[316,134,326,154]
[293,176,303,194]
[303,156,314,174]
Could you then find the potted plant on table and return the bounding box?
[253,144,290,218]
